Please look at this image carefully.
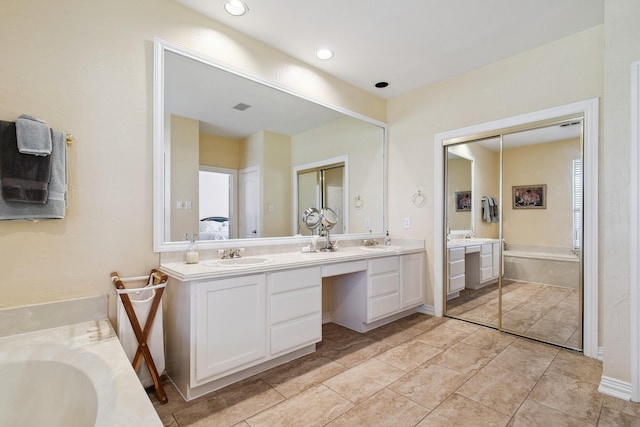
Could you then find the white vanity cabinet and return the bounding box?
[401,252,425,308]
[447,247,466,296]
[268,267,322,357]
[332,254,424,332]
[165,267,322,400]
[465,242,500,289]
[367,256,401,322]
[194,274,266,382]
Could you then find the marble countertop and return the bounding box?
[447,238,500,249]
[161,239,425,281]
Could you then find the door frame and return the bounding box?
[433,98,599,359]
[630,60,640,401]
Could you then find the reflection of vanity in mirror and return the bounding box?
[153,39,386,252]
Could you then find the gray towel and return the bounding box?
[0,128,66,220]
[0,120,52,203]
[16,114,52,156]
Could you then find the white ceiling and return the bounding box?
[174,0,604,99]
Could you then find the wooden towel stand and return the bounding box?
[111,269,168,404]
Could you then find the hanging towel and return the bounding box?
[482,196,500,223]
[16,114,52,156]
[0,120,52,203]
[0,125,66,220]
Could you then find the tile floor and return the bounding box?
[446,281,580,348]
[150,314,640,426]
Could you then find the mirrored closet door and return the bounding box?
[444,118,583,351]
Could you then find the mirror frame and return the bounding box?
[153,38,388,252]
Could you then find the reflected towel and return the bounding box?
[16,114,52,156]
[0,120,52,203]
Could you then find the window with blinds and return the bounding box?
[573,158,582,249]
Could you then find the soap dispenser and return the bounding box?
[384,230,391,246]
[186,233,199,264]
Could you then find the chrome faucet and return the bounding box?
[363,238,379,247]
[219,248,244,259]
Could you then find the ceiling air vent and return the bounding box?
[232,103,251,111]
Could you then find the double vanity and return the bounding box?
[446,238,501,298]
[160,240,425,401]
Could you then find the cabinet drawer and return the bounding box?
[369,273,400,297]
[448,247,465,261]
[368,256,399,275]
[270,286,321,325]
[481,266,494,281]
[368,293,400,321]
[480,253,492,268]
[481,244,493,255]
[270,313,321,356]
[449,259,465,277]
[449,275,465,293]
[269,267,321,294]
[323,260,367,277]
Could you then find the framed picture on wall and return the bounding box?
[455,191,472,211]
[512,185,546,209]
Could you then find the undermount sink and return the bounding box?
[204,257,273,267]
[360,245,402,252]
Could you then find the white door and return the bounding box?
[240,167,260,238]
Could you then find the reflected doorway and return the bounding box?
[199,166,236,240]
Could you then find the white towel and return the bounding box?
[16,114,52,156]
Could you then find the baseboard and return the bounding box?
[417,304,435,316]
[322,311,332,324]
[598,375,632,401]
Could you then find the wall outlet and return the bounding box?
[176,200,183,209]
[364,218,371,228]
[403,217,411,228]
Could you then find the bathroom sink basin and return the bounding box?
[204,257,273,267]
[360,245,402,252]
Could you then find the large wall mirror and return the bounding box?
[153,39,387,251]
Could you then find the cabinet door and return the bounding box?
[269,267,322,356]
[401,253,424,308]
[195,274,266,382]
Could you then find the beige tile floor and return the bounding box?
[446,281,580,349]
[150,314,640,426]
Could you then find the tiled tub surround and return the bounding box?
[160,239,426,401]
[503,244,580,289]
[0,298,162,427]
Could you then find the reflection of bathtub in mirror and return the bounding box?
[503,244,580,289]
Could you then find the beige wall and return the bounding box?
[199,133,241,170]
[0,0,383,314]
[170,115,200,241]
[503,138,580,248]
[387,25,603,310]
[262,131,292,237]
[291,116,385,234]
[602,0,640,384]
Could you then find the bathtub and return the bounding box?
[0,320,162,427]
[503,244,580,288]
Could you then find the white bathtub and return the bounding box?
[503,245,580,288]
[0,320,162,427]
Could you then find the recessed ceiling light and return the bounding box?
[316,49,333,60]
[375,81,389,88]
[224,0,248,16]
